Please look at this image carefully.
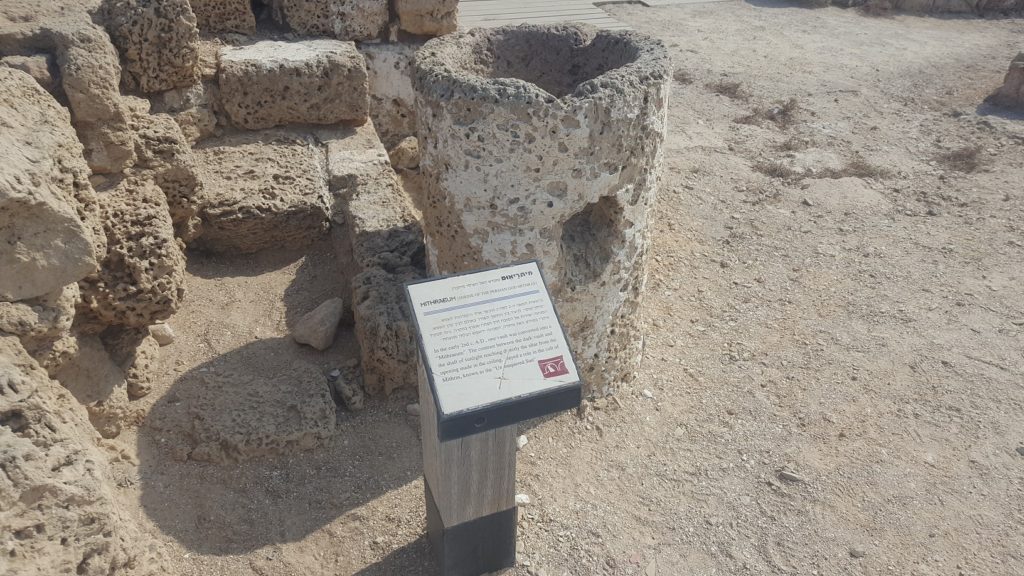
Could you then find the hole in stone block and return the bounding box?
[462,28,642,98]
[561,196,625,290]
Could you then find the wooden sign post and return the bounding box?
[406,261,582,576]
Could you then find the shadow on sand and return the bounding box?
[136,335,424,556]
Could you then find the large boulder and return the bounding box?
[0,68,102,302]
[272,0,388,41]
[192,131,330,253]
[188,0,256,34]
[395,0,458,37]
[78,178,187,328]
[988,52,1024,109]
[218,39,369,129]
[0,335,151,574]
[102,0,201,93]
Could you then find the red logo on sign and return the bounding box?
[538,356,569,378]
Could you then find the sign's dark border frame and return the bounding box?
[405,260,583,441]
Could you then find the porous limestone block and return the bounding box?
[395,0,458,37]
[218,39,369,129]
[272,0,388,41]
[128,102,205,242]
[193,132,330,253]
[102,0,201,93]
[0,284,79,363]
[320,120,425,395]
[78,178,187,329]
[414,24,670,396]
[53,23,138,173]
[149,80,221,144]
[147,358,336,463]
[189,0,256,34]
[0,68,101,302]
[0,53,60,94]
[989,52,1024,109]
[0,336,144,575]
[360,41,420,148]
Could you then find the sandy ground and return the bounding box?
[102,2,1024,575]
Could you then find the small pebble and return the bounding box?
[328,369,341,380]
[1015,446,1024,457]
[406,403,420,416]
[778,469,806,483]
[515,494,531,506]
[517,435,529,450]
[642,389,654,399]
[849,547,867,559]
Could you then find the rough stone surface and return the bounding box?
[148,359,336,463]
[272,0,388,40]
[351,267,421,396]
[101,327,160,399]
[989,52,1024,109]
[414,24,670,396]
[52,333,133,438]
[128,100,205,241]
[395,0,458,37]
[388,135,420,169]
[0,335,146,575]
[102,0,201,93]
[325,120,424,394]
[55,23,138,173]
[0,53,60,95]
[0,68,102,302]
[193,131,330,253]
[292,297,345,350]
[360,41,420,148]
[149,322,175,345]
[189,0,256,34]
[218,39,369,129]
[79,178,187,328]
[149,80,221,144]
[0,284,79,364]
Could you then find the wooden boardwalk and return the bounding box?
[458,0,631,31]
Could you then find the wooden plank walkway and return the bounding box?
[459,0,631,31]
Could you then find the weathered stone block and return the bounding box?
[193,132,330,253]
[78,178,187,328]
[319,119,424,394]
[147,357,336,463]
[989,52,1024,109]
[273,0,389,40]
[102,0,201,93]
[396,0,458,37]
[53,23,138,173]
[129,100,205,241]
[219,39,369,129]
[414,24,670,396]
[149,80,221,144]
[0,53,60,95]
[189,0,256,34]
[360,41,420,148]
[0,68,101,302]
[0,336,143,575]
